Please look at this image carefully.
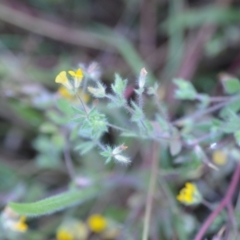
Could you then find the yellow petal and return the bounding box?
[14,221,28,232]
[57,229,74,240]
[55,71,68,84]
[58,87,74,100]
[87,214,107,233]
[75,68,84,79]
[12,216,28,232]
[68,70,75,77]
[55,71,73,89]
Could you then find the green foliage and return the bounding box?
[173,79,197,100]
[221,77,240,94]
[2,1,240,239]
[221,110,240,134]
[100,146,114,164]
[79,108,108,139]
[108,74,128,108]
[9,186,99,217]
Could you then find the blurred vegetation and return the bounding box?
[1,0,240,240]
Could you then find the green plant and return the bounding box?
[3,64,240,240]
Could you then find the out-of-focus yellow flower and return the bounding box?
[87,214,107,233]
[56,219,88,240]
[55,71,73,90]
[57,229,74,240]
[57,86,90,103]
[177,182,202,205]
[55,68,84,90]
[12,216,28,232]
[212,151,227,165]
[68,69,83,88]
[1,207,28,233]
[58,86,74,99]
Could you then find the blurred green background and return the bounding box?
[1,0,240,239]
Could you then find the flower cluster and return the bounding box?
[56,214,119,240]
[177,182,202,205]
[55,69,84,90]
[56,220,88,240]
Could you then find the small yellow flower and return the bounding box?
[1,207,28,233]
[68,69,83,89]
[56,219,88,240]
[55,71,73,90]
[57,229,74,240]
[13,216,28,232]
[177,182,202,205]
[212,151,227,165]
[87,214,107,233]
[55,68,84,90]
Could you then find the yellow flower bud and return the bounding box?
[87,214,107,233]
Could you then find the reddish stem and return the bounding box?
[194,163,240,240]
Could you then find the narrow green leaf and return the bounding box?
[9,187,98,217]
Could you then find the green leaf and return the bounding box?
[221,77,240,94]
[221,110,240,133]
[234,131,240,146]
[75,141,96,155]
[130,101,144,122]
[173,79,197,100]
[111,74,127,97]
[197,94,210,109]
[9,187,98,217]
[71,106,86,115]
[220,101,240,118]
[107,95,126,108]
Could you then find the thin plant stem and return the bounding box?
[107,123,129,132]
[194,163,240,240]
[138,92,144,109]
[142,142,159,240]
[76,92,88,116]
[196,94,232,103]
[173,95,240,126]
